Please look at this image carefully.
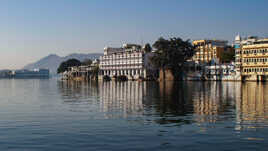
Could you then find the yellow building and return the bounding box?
[241,38,268,81]
[192,40,228,63]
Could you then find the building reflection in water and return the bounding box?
[157,81,194,116]
[57,80,268,129]
[236,82,268,130]
[57,81,100,113]
[98,81,147,119]
[192,82,240,123]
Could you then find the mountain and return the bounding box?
[23,53,102,75]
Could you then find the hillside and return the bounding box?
[23,53,102,75]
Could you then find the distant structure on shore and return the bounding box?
[23,53,102,75]
[12,69,50,78]
[0,69,50,78]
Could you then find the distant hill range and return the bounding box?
[23,53,102,75]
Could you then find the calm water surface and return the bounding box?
[0,78,268,150]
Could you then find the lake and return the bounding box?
[0,79,267,150]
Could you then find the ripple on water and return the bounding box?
[0,80,267,150]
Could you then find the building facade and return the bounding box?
[192,40,229,63]
[99,44,155,80]
[234,35,243,72]
[241,38,268,81]
[234,35,259,73]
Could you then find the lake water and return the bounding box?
[0,79,268,150]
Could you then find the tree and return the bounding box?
[57,58,81,74]
[144,43,152,53]
[219,48,235,63]
[91,65,99,77]
[82,59,93,66]
[150,37,195,80]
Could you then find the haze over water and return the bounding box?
[0,79,268,150]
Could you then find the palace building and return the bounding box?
[234,35,259,72]
[234,35,268,81]
[99,44,155,80]
[240,38,268,81]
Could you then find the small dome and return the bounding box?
[235,34,241,42]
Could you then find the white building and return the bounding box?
[234,35,259,72]
[204,63,241,81]
[99,44,155,79]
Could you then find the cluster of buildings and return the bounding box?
[64,34,268,82]
[97,38,236,81]
[188,35,268,81]
[62,60,99,81]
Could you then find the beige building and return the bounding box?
[234,35,259,72]
[192,40,228,63]
[241,38,268,81]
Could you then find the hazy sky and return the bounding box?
[1,0,268,69]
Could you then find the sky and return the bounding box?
[0,0,268,69]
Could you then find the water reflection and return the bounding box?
[98,81,146,118]
[57,81,99,101]
[57,81,100,113]
[57,80,268,130]
[191,82,239,123]
[236,82,268,130]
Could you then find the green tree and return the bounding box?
[144,43,152,53]
[57,58,81,74]
[150,37,195,80]
[82,59,93,66]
